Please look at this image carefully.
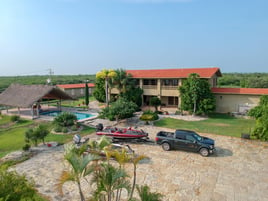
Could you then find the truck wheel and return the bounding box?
[162,142,171,151]
[199,148,209,157]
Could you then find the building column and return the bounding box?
[157,79,162,111]
[139,79,144,105]
[178,79,182,109]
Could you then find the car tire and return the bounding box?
[162,142,171,151]
[199,148,209,157]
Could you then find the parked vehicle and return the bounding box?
[96,123,149,141]
[73,134,89,146]
[155,129,215,157]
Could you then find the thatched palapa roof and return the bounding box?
[0,84,74,108]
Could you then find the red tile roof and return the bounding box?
[212,88,268,95]
[126,67,221,78]
[57,83,95,89]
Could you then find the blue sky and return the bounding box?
[0,0,267,76]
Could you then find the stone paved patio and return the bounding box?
[11,125,268,201]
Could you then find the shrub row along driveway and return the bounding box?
[12,126,268,201]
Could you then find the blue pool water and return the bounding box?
[41,111,95,121]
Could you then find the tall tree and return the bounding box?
[149,97,161,112]
[179,73,216,115]
[129,155,149,200]
[96,69,117,106]
[113,69,133,95]
[85,82,89,108]
[93,78,106,103]
[122,86,143,107]
[248,95,268,140]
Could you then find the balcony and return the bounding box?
[143,85,157,89]
[161,86,178,90]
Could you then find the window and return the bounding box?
[186,135,196,142]
[143,79,157,85]
[213,78,217,87]
[162,79,178,86]
[168,97,178,105]
[176,134,185,140]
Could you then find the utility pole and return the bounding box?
[47,68,54,85]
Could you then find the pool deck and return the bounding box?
[1,105,98,122]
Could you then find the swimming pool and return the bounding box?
[41,111,96,121]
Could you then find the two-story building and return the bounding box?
[111,67,268,114]
[113,67,222,109]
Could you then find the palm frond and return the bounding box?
[56,170,75,196]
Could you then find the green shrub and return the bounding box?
[140,110,159,122]
[54,125,63,133]
[99,98,137,121]
[71,125,78,131]
[62,127,68,133]
[175,110,181,115]
[53,112,77,127]
[25,124,49,146]
[0,169,36,201]
[22,143,31,151]
[10,115,20,122]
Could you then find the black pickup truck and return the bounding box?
[155,129,215,157]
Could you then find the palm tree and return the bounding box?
[58,144,100,201]
[92,163,131,201]
[113,148,132,200]
[136,185,164,201]
[96,69,117,106]
[113,69,133,95]
[129,154,149,199]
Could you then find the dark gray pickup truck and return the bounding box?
[155,129,215,157]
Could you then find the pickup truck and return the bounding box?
[155,129,215,157]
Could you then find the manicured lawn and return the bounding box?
[154,113,255,137]
[0,116,96,158]
[60,96,96,108]
[0,127,29,158]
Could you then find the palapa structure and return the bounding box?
[0,84,74,119]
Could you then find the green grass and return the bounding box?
[154,113,255,137]
[0,127,30,158]
[0,116,96,158]
[58,96,96,108]
[0,115,11,126]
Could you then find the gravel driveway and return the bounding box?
[12,125,268,201]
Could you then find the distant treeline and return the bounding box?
[218,73,268,88]
[0,74,96,92]
[1,72,268,93]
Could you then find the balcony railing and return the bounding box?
[161,86,178,90]
[143,85,157,89]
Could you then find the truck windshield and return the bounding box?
[193,133,202,141]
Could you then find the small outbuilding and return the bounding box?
[0,84,74,119]
[212,87,268,114]
[57,83,95,98]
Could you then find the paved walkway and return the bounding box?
[9,125,268,201]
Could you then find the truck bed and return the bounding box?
[157,131,174,138]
